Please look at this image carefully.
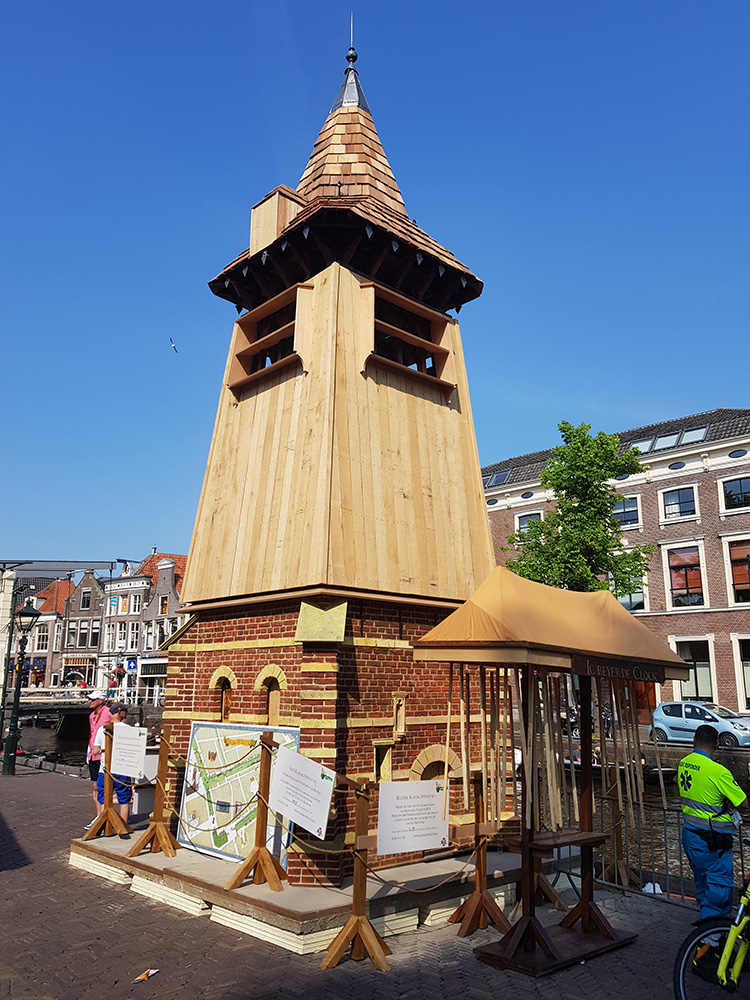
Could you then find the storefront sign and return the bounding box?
[571,655,665,684]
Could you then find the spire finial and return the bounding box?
[346,11,357,66]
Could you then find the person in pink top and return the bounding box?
[85,691,111,828]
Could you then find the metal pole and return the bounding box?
[2,631,29,775]
[0,582,25,743]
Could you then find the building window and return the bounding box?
[104,622,115,653]
[108,596,117,616]
[90,619,100,648]
[159,596,168,615]
[80,590,91,610]
[516,511,542,533]
[144,622,154,651]
[119,596,129,615]
[729,540,750,604]
[157,620,166,646]
[654,433,680,450]
[219,679,232,721]
[483,470,510,489]
[681,426,707,445]
[617,580,645,612]
[631,438,654,453]
[128,622,140,651]
[66,622,77,647]
[613,496,640,527]
[722,476,750,512]
[740,639,750,710]
[227,285,299,393]
[35,624,49,652]
[131,593,142,615]
[77,620,89,648]
[677,640,713,701]
[117,621,127,649]
[263,678,280,726]
[668,546,704,607]
[53,623,62,652]
[662,487,697,521]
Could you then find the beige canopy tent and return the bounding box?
[414,565,689,674]
[413,566,689,976]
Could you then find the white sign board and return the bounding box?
[268,745,336,839]
[377,780,449,855]
[110,724,148,780]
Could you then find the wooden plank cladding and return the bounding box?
[182,263,494,605]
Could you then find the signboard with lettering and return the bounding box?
[110,724,148,780]
[268,745,336,839]
[570,655,665,684]
[377,779,450,855]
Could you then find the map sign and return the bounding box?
[177,722,300,865]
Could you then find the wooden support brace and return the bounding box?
[127,728,179,859]
[82,724,132,841]
[321,781,392,972]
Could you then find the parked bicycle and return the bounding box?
[674,864,750,998]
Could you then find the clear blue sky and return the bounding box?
[2,1,747,562]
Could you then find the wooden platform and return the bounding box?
[69,835,531,954]
[474,922,637,977]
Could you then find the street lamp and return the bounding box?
[2,599,41,776]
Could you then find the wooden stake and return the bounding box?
[442,664,453,822]
[562,677,579,824]
[479,665,489,824]
[501,667,509,816]
[459,665,470,811]
[646,683,668,810]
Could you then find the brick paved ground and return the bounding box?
[1,770,693,1000]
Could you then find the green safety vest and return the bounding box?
[678,750,746,832]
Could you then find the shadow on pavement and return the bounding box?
[0,809,31,871]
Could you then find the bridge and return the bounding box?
[15,690,92,738]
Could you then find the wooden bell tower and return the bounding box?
[167,48,495,886]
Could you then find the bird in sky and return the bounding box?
[170,338,178,353]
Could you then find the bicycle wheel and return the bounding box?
[673,918,741,999]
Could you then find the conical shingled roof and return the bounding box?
[297,107,407,215]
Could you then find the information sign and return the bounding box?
[268,744,336,839]
[377,779,449,855]
[110,724,148,780]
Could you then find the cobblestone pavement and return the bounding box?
[1,770,693,1000]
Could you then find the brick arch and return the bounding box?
[208,665,238,690]
[253,664,288,692]
[409,745,462,780]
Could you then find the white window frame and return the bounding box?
[613,494,642,531]
[731,633,750,712]
[661,539,710,611]
[131,593,142,615]
[514,509,543,533]
[80,589,91,611]
[35,623,49,652]
[721,531,750,608]
[53,622,62,652]
[90,619,100,648]
[116,621,127,649]
[668,633,717,702]
[658,482,700,526]
[128,621,140,651]
[104,622,115,653]
[718,472,750,517]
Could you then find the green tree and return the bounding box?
[505,421,654,594]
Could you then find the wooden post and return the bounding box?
[224,731,287,891]
[82,723,132,840]
[320,781,392,972]
[127,726,180,858]
[442,663,453,821]
[448,773,510,937]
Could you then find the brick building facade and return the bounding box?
[482,408,750,713]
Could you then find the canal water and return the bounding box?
[18,723,88,766]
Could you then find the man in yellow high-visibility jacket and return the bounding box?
[678,724,747,922]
